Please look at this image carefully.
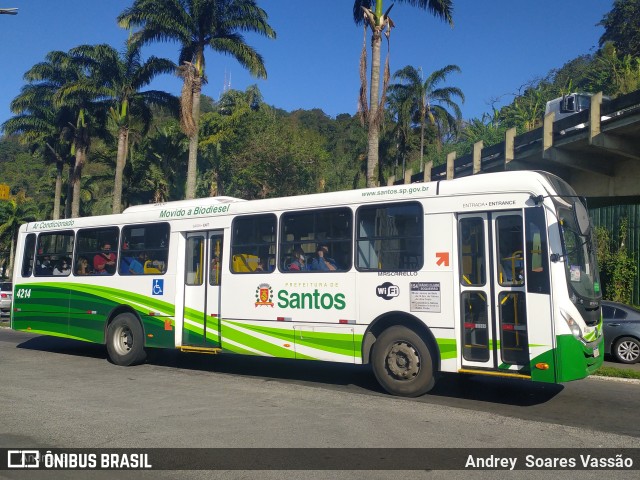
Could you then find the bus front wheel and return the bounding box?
[106,313,147,366]
[372,325,435,397]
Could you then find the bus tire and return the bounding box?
[371,325,435,397]
[106,313,146,366]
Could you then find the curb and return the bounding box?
[588,374,640,384]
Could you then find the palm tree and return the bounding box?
[69,43,178,213]
[386,85,414,179]
[390,64,464,171]
[0,191,38,277]
[118,0,276,200]
[3,85,74,219]
[353,0,453,187]
[22,50,105,218]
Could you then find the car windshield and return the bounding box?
[558,208,600,302]
[0,282,12,291]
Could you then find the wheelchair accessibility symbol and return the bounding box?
[152,279,164,296]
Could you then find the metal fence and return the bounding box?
[590,203,640,305]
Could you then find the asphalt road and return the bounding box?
[1,327,639,480]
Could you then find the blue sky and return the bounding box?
[0,0,612,129]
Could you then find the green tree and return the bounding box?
[599,0,640,58]
[386,85,415,178]
[131,122,189,203]
[353,0,453,187]
[390,64,464,171]
[199,86,263,196]
[22,50,107,218]
[587,43,640,96]
[0,192,38,277]
[457,110,505,156]
[3,87,74,219]
[69,43,178,213]
[595,219,637,305]
[118,0,276,200]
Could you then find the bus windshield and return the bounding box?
[558,207,600,304]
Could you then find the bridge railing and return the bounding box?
[387,89,640,185]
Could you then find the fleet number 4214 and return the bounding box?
[15,288,31,299]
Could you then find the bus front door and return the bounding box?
[458,212,530,376]
[183,231,224,348]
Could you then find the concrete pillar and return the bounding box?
[505,127,516,167]
[446,152,456,180]
[473,141,483,174]
[404,168,413,185]
[424,161,432,182]
[543,112,555,158]
[589,91,603,144]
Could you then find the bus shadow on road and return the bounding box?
[147,347,385,393]
[16,335,108,360]
[17,335,564,406]
[147,348,565,406]
[428,373,564,406]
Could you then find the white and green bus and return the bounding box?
[11,170,603,396]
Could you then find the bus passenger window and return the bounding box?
[120,223,170,276]
[231,214,276,274]
[75,227,119,276]
[21,233,36,277]
[35,231,75,277]
[280,208,352,273]
[356,202,422,272]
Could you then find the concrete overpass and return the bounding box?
[390,89,640,202]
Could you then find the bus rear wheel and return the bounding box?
[371,325,435,397]
[106,313,146,366]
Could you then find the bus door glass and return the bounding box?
[183,231,223,347]
[458,211,530,372]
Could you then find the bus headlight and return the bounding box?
[561,309,583,340]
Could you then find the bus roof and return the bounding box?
[20,170,565,233]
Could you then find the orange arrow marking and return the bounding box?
[436,252,450,267]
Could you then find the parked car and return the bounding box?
[0,281,12,317]
[602,300,640,364]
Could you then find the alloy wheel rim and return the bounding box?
[618,340,640,362]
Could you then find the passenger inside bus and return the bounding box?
[288,248,308,271]
[121,253,145,275]
[76,257,90,275]
[35,256,52,275]
[310,244,337,271]
[94,242,117,275]
[53,259,71,276]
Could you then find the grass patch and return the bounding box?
[593,366,640,380]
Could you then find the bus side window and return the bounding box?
[120,223,170,276]
[75,227,119,276]
[21,233,36,277]
[279,207,352,273]
[356,202,422,272]
[35,231,75,277]
[231,214,276,274]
